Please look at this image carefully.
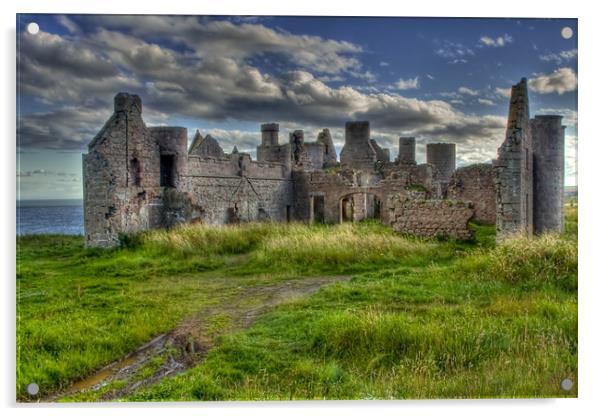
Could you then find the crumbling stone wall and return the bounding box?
[289,130,307,166]
[304,142,326,170]
[183,176,293,224]
[448,163,495,224]
[293,162,437,225]
[316,129,337,168]
[389,197,474,240]
[183,151,293,224]
[83,93,163,247]
[493,78,533,242]
[370,139,390,163]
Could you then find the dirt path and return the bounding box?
[44,275,351,402]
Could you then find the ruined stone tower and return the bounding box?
[531,115,566,234]
[340,121,378,170]
[426,143,456,185]
[494,78,565,241]
[397,137,416,164]
[494,78,533,241]
[257,123,292,171]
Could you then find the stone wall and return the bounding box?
[293,162,437,225]
[304,142,326,170]
[389,196,475,240]
[257,142,291,172]
[182,176,293,224]
[83,93,163,247]
[448,163,496,224]
[187,156,238,177]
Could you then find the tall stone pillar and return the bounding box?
[493,78,534,242]
[531,115,565,234]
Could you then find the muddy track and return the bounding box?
[43,275,351,402]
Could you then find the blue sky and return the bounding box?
[16,15,578,199]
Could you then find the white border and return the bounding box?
[3,1,600,415]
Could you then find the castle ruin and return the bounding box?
[83,78,565,247]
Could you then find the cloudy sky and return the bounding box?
[16,14,578,200]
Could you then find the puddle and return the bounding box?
[43,275,351,402]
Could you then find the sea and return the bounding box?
[17,199,84,235]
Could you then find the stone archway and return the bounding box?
[338,192,383,223]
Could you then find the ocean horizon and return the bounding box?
[17,199,84,235]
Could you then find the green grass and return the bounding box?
[16,207,578,401]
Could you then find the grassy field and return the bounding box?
[16,206,577,401]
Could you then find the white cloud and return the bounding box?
[478,98,495,106]
[379,61,389,67]
[395,76,420,90]
[495,87,511,98]
[530,67,578,95]
[458,86,479,96]
[426,74,435,80]
[539,49,578,64]
[434,40,474,60]
[351,70,377,83]
[479,34,513,48]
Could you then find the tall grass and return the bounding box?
[142,221,442,273]
[142,222,275,256]
[250,222,439,271]
[457,233,577,290]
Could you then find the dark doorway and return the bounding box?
[374,197,382,219]
[160,155,175,187]
[312,195,325,223]
[341,196,354,222]
[286,205,291,222]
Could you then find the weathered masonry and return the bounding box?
[493,78,566,242]
[83,78,564,247]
